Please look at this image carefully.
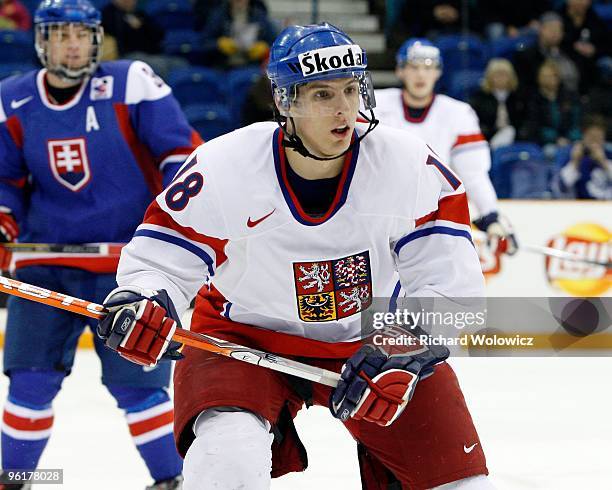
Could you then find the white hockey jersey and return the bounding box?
[374,89,498,217]
[117,122,484,357]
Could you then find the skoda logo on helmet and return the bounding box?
[297,45,365,77]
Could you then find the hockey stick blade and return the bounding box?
[0,276,341,387]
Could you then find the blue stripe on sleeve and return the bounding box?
[394,226,473,255]
[388,280,401,312]
[223,302,232,319]
[134,229,215,276]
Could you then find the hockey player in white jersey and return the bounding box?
[375,38,517,256]
[96,24,496,490]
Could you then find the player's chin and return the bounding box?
[324,138,353,157]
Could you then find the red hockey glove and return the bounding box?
[330,339,449,427]
[0,210,19,271]
[97,287,183,367]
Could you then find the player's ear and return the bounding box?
[434,68,442,82]
[273,94,282,113]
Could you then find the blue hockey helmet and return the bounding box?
[396,38,443,69]
[34,0,103,81]
[267,23,375,116]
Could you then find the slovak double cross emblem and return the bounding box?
[48,138,91,191]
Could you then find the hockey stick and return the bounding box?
[522,244,612,269]
[1,243,124,255]
[0,276,341,387]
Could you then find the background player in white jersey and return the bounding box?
[96,23,495,490]
[375,38,517,256]
[0,0,203,488]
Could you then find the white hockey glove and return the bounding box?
[473,211,518,256]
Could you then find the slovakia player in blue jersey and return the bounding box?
[0,0,203,488]
[96,23,496,490]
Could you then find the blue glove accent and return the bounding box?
[330,342,449,422]
[473,211,499,232]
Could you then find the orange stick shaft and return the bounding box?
[0,276,224,352]
[0,276,341,386]
[0,275,106,319]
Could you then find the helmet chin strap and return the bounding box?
[278,110,379,161]
[50,66,88,83]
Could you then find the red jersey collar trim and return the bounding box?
[401,92,436,123]
[37,69,88,111]
[273,128,359,226]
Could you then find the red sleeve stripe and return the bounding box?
[114,102,163,196]
[142,201,228,267]
[154,132,203,168]
[414,192,471,228]
[0,176,27,189]
[452,133,486,148]
[5,116,24,149]
[191,129,204,146]
[157,145,199,169]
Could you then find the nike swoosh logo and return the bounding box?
[247,209,275,228]
[464,443,479,453]
[10,96,33,110]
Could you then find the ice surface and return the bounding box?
[0,352,610,489]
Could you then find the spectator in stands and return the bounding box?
[101,0,187,78]
[481,0,551,39]
[555,114,612,199]
[585,59,612,140]
[470,59,526,149]
[520,60,581,153]
[388,0,482,51]
[200,0,277,68]
[242,58,274,125]
[558,0,611,93]
[513,12,580,95]
[0,0,31,30]
[194,0,268,31]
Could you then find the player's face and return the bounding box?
[45,23,94,73]
[290,77,360,158]
[397,62,441,100]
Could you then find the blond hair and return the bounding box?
[481,58,518,93]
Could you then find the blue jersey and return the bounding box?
[0,60,202,272]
